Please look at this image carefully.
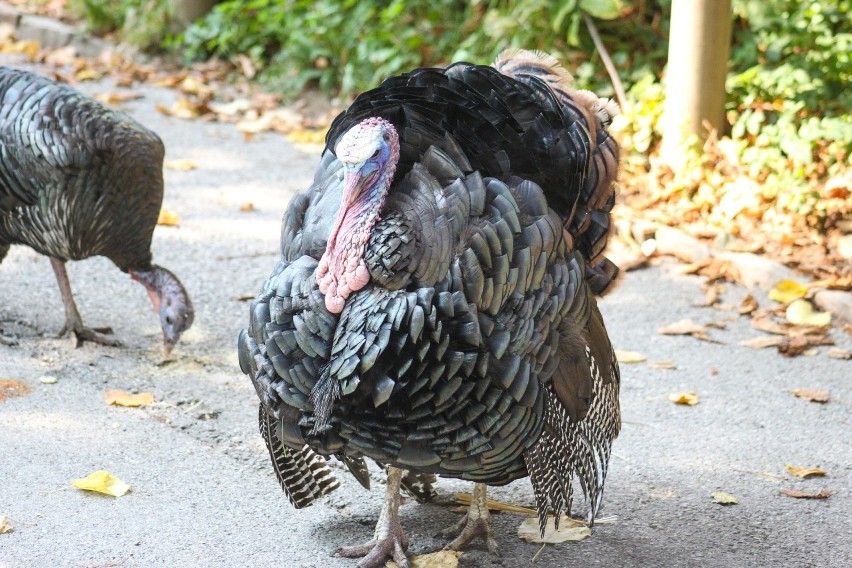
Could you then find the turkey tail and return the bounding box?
[258,405,340,508]
[494,49,621,295]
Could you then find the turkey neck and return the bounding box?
[319,138,399,313]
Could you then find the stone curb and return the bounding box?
[0,3,107,58]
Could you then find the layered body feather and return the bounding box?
[240,51,621,522]
[0,67,165,271]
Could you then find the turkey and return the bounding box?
[0,67,193,352]
[239,49,621,567]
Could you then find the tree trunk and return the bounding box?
[661,0,733,173]
[173,0,218,29]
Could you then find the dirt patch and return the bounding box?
[0,379,32,401]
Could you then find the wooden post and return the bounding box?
[661,0,733,172]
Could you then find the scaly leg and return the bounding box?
[50,258,120,347]
[442,482,499,555]
[337,466,410,568]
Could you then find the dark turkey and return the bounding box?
[239,50,621,567]
[0,67,193,352]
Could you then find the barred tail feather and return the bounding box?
[525,347,621,533]
[258,405,339,508]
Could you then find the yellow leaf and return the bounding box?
[239,202,255,213]
[0,515,12,534]
[669,392,699,406]
[615,349,646,364]
[711,492,738,505]
[157,209,181,226]
[517,515,592,544]
[71,470,130,497]
[386,550,461,568]
[785,465,827,479]
[768,280,808,304]
[104,389,154,407]
[648,360,677,370]
[164,159,197,171]
[785,300,831,327]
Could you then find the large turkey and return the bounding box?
[239,50,621,567]
[0,67,193,352]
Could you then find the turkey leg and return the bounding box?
[50,258,120,347]
[337,465,410,568]
[442,482,499,554]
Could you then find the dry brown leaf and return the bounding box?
[72,470,130,497]
[789,388,829,403]
[74,67,103,82]
[669,392,699,406]
[751,314,789,335]
[454,492,537,515]
[0,379,32,402]
[239,202,255,213]
[517,515,592,544]
[615,350,646,364]
[739,294,758,315]
[0,515,11,534]
[658,320,722,343]
[785,466,827,479]
[104,389,154,407]
[827,347,851,360]
[740,336,784,349]
[786,300,831,327]
[236,293,256,302]
[164,159,197,171]
[93,91,144,105]
[648,361,677,369]
[696,283,721,307]
[780,489,831,500]
[768,280,809,304]
[386,550,461,568]
[777,335,834,357]
[711,492,738,505]
[157,209,180,226]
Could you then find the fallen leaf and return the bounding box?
[239,202,255,213]
[785,466,827,479]
[648,361,677,369]
[669,392,699,406]
[209,98,252,116]
[780,489,831,500]
[615,349,646,364]
[658,320,721,343]
[0,379,32,402]
[777,335,833,357]
[827,347,851,360]
[711,492,738,505]
[738,294,758,315]
[93,91,144,105]
[517,515,592,544]
[164,159,197,171]
[236,293,256,302]
[454,492,537,515]
[789,389,829,403]
[740,336,784,349]
[785,300,831,327]
[75,67,103,81]
[104,390,154,407]
[751,314,789,335]
[0,515,11,534]
[71,470,131,497]
[386,550,461,568]
[157,209,180,226]
[768,280,808,304]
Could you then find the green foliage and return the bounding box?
[69,0,175,51]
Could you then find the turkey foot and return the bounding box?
[337,466,410,568]
[50,258,120,348]
[441,482,499,555]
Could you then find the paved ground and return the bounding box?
[1,57,850,568]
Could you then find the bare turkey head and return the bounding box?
[130,266,194,354]
[317,117,399,314]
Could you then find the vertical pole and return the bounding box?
[661,0,733,172]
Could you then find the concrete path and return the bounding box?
[1,56,849,568]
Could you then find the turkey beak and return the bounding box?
[163,340,174,357]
